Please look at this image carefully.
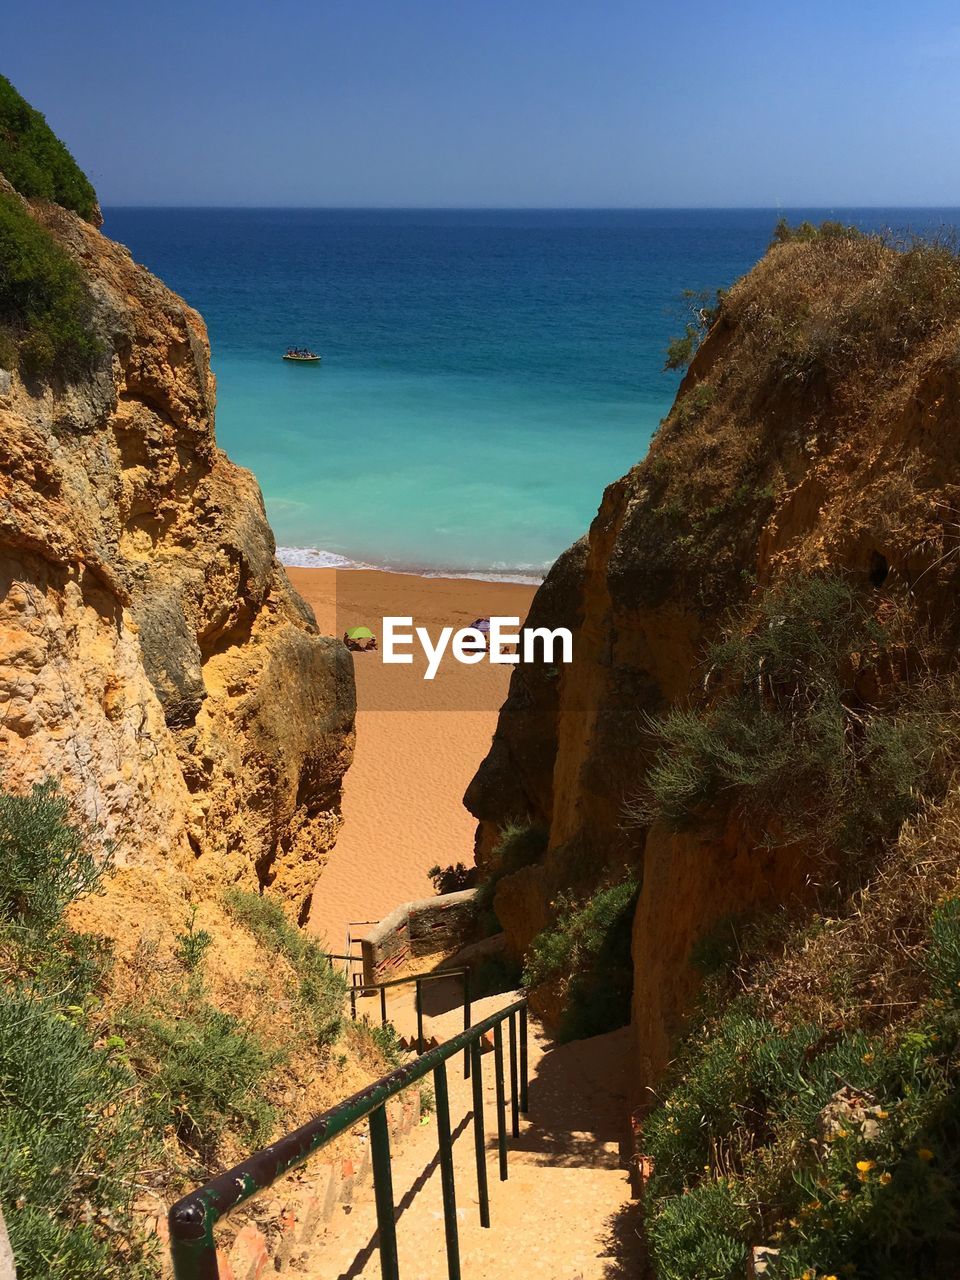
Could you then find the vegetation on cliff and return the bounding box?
[0,784,155,1278]
[643,800,960,1280]
[468,221,960,1276]
[523,874,638,1040]
[637,575,954,860]
[0,188,101,375]
[0,75,99,221]
[0,77,103,376]
[0,784,373,1278]
[641,231,960,1276]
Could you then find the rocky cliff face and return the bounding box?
[0,181,354,921]
[466,228,960,1095]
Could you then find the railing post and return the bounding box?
[416,978,425,1054]
[350,987,357,1021]
[519,1002,529,1114]
[381,985,388,1027]
[369,1105,400,1280]
[493,1022,508,1181]
[169,1205,220,1280]
[433,1062,461,1280]
[470,1039,490,1227]
[508,1011,520,1138]
[463,968,471,1080]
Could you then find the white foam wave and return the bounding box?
[277,545,547,585]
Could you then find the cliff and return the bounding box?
[0,177,355,922]
[466,224,960,1095]
[0,87,377,1274]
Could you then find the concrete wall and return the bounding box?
[361,889,478,983]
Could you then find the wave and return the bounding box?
[276,545,547,585]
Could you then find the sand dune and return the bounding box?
[287,568,536,949]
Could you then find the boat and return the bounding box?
[283,348,321,362]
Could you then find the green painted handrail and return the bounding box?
[168,997,528,1280]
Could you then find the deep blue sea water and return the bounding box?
[103,208,960,579]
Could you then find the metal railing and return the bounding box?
[349,966,472,1068]
[168,998,529,1280]
[320,949,365,984]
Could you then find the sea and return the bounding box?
[103,208,959,581]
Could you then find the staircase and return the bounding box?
[306,981,637,1279]
[169,974,640,1280]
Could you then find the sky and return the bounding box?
[5,0,960,208]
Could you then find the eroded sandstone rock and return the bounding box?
[466,230,960,1099]
[0,180,355,919]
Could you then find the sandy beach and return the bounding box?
[288,567,537,950]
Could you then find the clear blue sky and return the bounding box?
[5,0,960,207]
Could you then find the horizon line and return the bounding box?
[101,203,960,213]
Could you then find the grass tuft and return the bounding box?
[224,888,347,1048]
[635,575,956,866]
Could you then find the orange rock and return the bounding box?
[0,175,355,924]
[227,1224,269,1280]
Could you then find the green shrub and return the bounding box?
[639,576,950,861]
[663,289,725,375]
[0,783,153,1276]
[122,1001,277,1162]
[0,780,109,936]
[771,216,863,247]
[224,888,347,1048]
[427,861,476,893]
[0,75,98,220]
[664,323,699,372]
[523,875,639,1040]
[474,822,549,934]
[174,908,213,975]
[643,928,960,1280]
[10,925,113,1009]
[646,1177,752,1280]
[0,992,154,1279]
[0,190,101,377]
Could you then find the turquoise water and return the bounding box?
[103,208,958,578]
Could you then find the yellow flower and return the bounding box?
[836,1127,850,1138]
[879,1172,892,1186]
[918,1148,934,1162]
[862,1052,874,1064]
[856,1160,875,1173]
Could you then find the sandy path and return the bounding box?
[287,569,536,950]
